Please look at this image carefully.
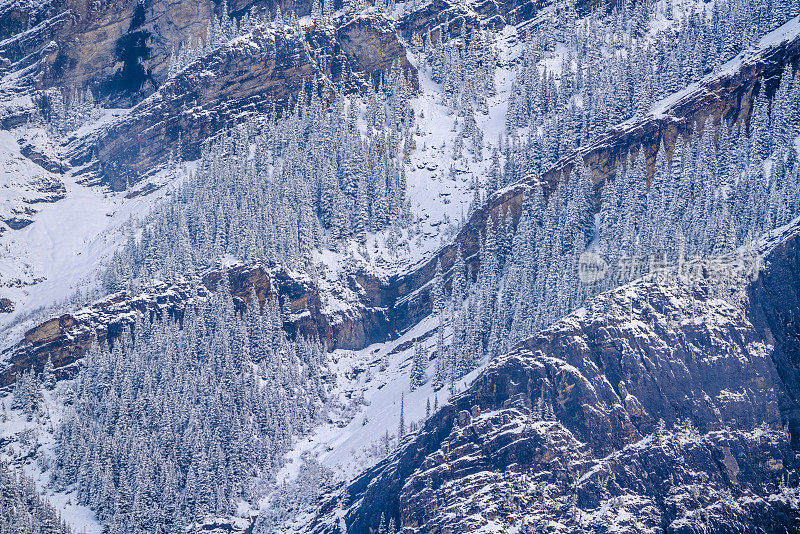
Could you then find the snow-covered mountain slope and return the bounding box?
[0,155,180,345]
[4,7,798,346]
[66,12,416,190]
[276,312,477,482]
[0,381,105,533]
[0,258,398,387]
[2,0,800,532]
[0,128,64,229]
[299,217,800,534]
[386,14,800,338]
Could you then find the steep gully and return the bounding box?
[3,18,800,388]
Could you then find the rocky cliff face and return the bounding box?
[0,0,327,106]
[745,227,800,445]
[0,127,67,235]
[6,19,800,391]
[67,13,415,189]
[83,24,319,189]
[396,0,607,44]
[0,0,214,106]
[0,261,391,387]
[0,0,415,188]
[303,222,800,534]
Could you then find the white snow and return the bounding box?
[360,26,523,275]
[0,135,186,349]
[273,311,485,492]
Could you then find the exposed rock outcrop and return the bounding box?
[0,262,390,387]
[0,0,411,117]
[0,0,215,106]
[395,0,604,45]
[0,128,67,233]
[397,0,546,43]
[85,24,319,190]
[0,299,14,313]
[303,221,800,534]
[338,15,416,84]
[69,14,415,189]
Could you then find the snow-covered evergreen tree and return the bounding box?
[52,288,328,531]
[410,341,427,389]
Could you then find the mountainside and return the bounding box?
[305,220,800,533]
[387,17,800,335]
[1,0,800,532]
[6,11,800,390]
[0,0,289,105]
[81,14,416,189]
[0,260,393,387]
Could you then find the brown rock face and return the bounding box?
[0,262,390,387]
[0,0,385,109]
[0,0,323,104]
[89,24,318,190]
[0,0,217,106]
[337,15,417,87]
[69,14,415,189]
[2,285,195,387]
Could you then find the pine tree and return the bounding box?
[398,393,406,438]
[488,147,501,197]
[410,341,427,390]
[431,259,445,315]
[42,355,56,390]
[382,430,392,455]
[451,244,467,305]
